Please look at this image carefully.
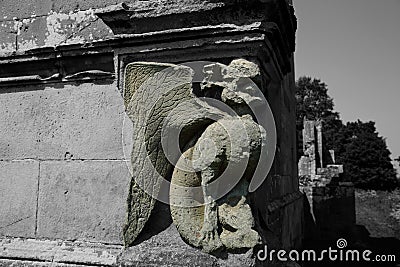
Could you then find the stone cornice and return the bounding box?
[0,1,296,86]
[0,27,289,87]
[96,0,297,66]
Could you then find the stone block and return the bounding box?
[36,160,130,244]
[312,186,327,196]
[0,20,16,56]
[41,10,113,48]
[0,238,59,262]
[51,0,120,13]
[18,17,47,51]
[281,197,303,249]
[0,160,39,238]
[0,0,52,20]
[62,18,113,46]
[0,260,104,267]
[119,224,255,267]
[0,82,127,160]
[119,225,217,266]
[0,237,122,266]
[0,260,54,267]
[0,8,114,52]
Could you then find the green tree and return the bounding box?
[295,76,340,123]
[336,120,398,190]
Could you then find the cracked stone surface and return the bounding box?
[124,60,264,256]
[0,160,39,238]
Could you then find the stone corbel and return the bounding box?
[122,59,272,254]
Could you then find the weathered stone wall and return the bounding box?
[0,80,131,264]
[258,60,303,251]
[0,81,132,240]
[0,0,116,54]
[0,1,301,266]
[0,2,127,253]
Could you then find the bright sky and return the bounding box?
[294,0,400,160]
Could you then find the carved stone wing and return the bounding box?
[123,62,194,246]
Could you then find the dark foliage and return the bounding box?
[335,120,399,190]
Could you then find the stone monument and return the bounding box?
[299,120,355,243]
[0,0,302,266]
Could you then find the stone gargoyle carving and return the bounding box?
[122,59,268,253]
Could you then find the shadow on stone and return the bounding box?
[131,201,173,245]
[302,197,399,267]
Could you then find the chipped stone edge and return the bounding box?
[0,237,123,266]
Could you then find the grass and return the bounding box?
[355,189,400,240]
